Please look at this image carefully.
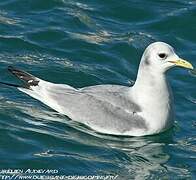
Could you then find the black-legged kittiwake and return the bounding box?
[0,42,194,136]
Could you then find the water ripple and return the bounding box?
[0,0,195,179]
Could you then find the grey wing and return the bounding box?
[44,85,147,134]
[19,82,147,135]
[80,84,142,113]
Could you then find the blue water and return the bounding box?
[0,0,195,179]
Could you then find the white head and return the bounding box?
[140,42,193,73]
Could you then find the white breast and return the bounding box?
[131,74,174,135]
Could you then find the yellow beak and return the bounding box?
[169,58,194,69]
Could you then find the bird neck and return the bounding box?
[132,62,169,97]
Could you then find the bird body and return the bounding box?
[19,82,148,136]
[1,42,193,136]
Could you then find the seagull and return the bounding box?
[0,42,194,136]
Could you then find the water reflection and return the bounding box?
[19,102,174,178]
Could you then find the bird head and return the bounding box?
[141,42,193,73]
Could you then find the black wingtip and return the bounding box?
[8,65,14,71]
[7,66,39,88]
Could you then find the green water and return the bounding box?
[0,0,195,179]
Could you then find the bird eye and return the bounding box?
[158,53,167,59]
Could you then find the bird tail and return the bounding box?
[0,66,40,89]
